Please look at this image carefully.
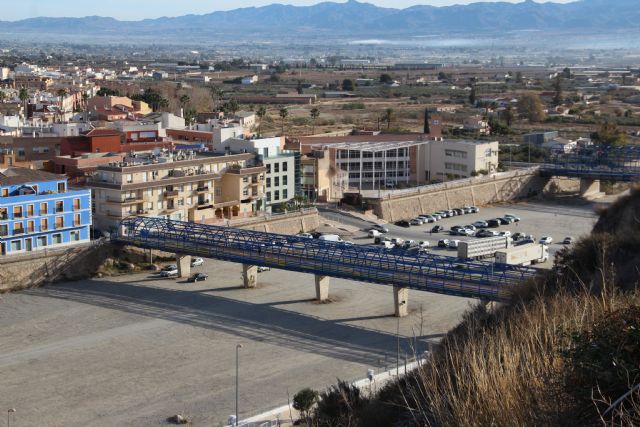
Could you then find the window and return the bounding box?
[13,206,23,218]
[283,189,288,199]
[55,216,64,229]
[41,218,48,231]
[10,240,21,251]
[266,177,271,187]
[27,204,34,217]
[70,231,80,241]
[283,176,288,186]
[242,176,248,183]
[73,198,81,210]
[1,188,8,197]
[13,222,24,235]
[274,177,279,187]
[37,236,47,247]
[243,189,249,196]
[266,192,271,202]
[282,162,288,172]
[52,234,62,245]
[27,220,35,233]
[266,164,271,173]
[40,202,48,215]
[274,190,280,201]
[55,201,64,213]
[57,182,66,192]
[0,224,7,236]
[74,214,81,226]
[274,163,279,173]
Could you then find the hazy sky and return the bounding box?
[5,0,576,21]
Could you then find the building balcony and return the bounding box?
[195,186,209,193]
[164,190,179,198]
[13,229,25,235]
[226,165,267,175]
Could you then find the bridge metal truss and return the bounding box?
[540,144,640,181]
[117,216,538,302]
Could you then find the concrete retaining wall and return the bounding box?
[367,169,571,222]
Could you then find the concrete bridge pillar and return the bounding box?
[315,275,330,301]
[242,264,258,288]
[176,255,191,278]
[393,286,409,318]
[579,178,600,197]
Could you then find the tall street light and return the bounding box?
[235,344,243,426]
[7,408,16,427]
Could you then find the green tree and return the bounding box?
[553,75,563,106]
[96,87,120,97]
[515,71,523,84]
[179,94,191,109]
[131,88,169,111]
[379,73,393,84]
[207,84,223,111]
[562,67,572,79]
[18,87,29,117]
[293,388,318,424]
[309,107,320,134]
[383,108,395,130]
[591,121,627,146]
[342,79,355,91]
[501,104,515,127]
[255,106,267,136]
[279,107,288,135]
[517,93,545,122]
[469,85,477,105]
[222,98,240,116]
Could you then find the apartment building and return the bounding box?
[417,139,499,182]
[213,136,296,210]
[88,150,265,231]
[300,150,348,202]
[0,168,92,256]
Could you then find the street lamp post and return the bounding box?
[7,408,16,427]
[235,344,243,426]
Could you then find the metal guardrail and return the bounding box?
[117,216,538,302]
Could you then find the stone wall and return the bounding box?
[232,209,320,234]
[367,170,566,221]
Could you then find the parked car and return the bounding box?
[368,229,382,238]
[391,237,405,246]
[453,208,464,216]
[431,213,442,220]
[504,214,521,222]
[499,231,512,237]
[418,215,436,223]
[161,266,179,277]
[539,236,553,245]
[448,239,461,249]
[512,232,527,241]
[458,228,475,236]
[370,224,389,233]
[395,220,411,228]
[472,220,489,228]
[297,232,314,239]
[410,218,424,226]
[161,264,177,272]
[188,273,208,282]
[403,240,417,249]
[462,206,473,214]
[318,234,344,242]
[498,217,514,225]
[464,224,477,231]
[381,241,395,249]
[450,225,464,235]
[257,266,271,272]
[437,239,450,248]
[487,219,501,228]
[469,206,480,213]
[374,236,391,245]
[446,209,456,217]
[191,257,204,267]
[418,241,430,248]
[431,225,444,233]
[563,236,574,244]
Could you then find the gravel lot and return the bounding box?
[0,200,598,426]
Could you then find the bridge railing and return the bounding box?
[117,216,537,301]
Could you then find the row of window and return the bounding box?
[265,176,288,188]
[0,198,83,220]
[347,171,407,179]
[0,182,66,198]
[0,214,83,236]
[265,162,288,174]
[5,231,82,253]
[338,161,407,170]
[445,149,468,159]
[445,162,469,172]
[266,189,288,203]
[337,149,409,159]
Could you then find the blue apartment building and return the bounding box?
[0,168,92,256]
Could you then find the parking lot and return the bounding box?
[0,258,474,427]
[324,200,599,268]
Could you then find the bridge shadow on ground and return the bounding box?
[29,280,435,366]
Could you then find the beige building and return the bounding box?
[300,150,348,202]
[89,151,265,231]
[417,139,499,182]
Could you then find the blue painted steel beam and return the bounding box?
[539,144,640,181]
[117,216,538,302]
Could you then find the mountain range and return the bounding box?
[0,0,638,40]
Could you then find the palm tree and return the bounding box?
[208,85,223,111]
[309,107,320,135]
[279,107,289,135]
[19,87,29,120]
[82,92,90,122]
[179,94,191,117]
[255,106,267,136]
[383,108,395,130]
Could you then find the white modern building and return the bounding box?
[417,139,499,182]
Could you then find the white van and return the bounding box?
[318,234,344,242]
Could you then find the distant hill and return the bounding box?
[0,0,638,39]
